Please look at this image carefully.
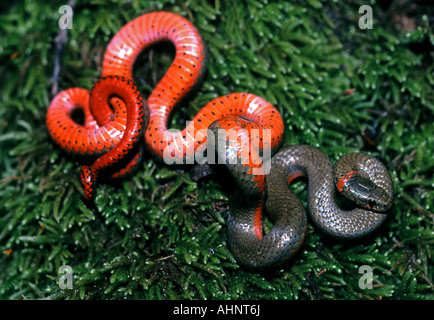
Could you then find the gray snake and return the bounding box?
[223,144,393,270]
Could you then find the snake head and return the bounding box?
[81,165,96,200]
[336,172,393,212]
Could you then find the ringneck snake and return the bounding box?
[46,11,393,270]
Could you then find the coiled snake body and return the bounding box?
[46,12,393,270]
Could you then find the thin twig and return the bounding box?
[51,0,76,96]
[156,254,175,261]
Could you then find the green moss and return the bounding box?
[0,0,433,300]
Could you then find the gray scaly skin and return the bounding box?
[222,144,393,270]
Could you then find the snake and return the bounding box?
[46,11,394,270]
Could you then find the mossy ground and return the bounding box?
[0,0,433,300]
